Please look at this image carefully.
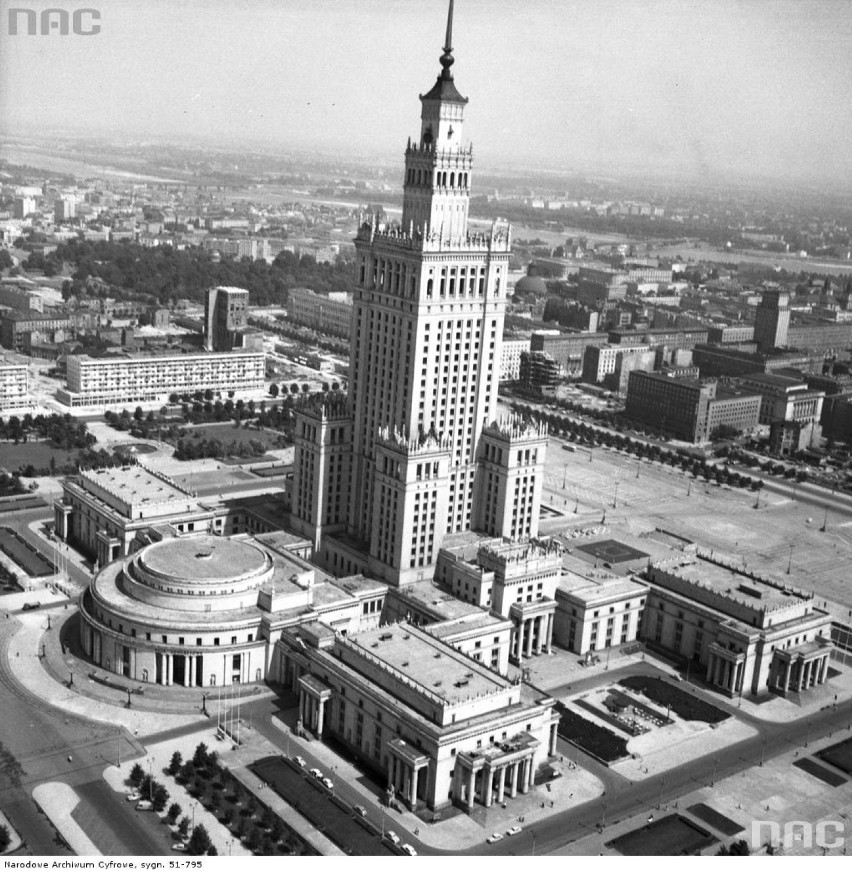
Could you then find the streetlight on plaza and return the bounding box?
[711,756,719,787]
[805,719,812,748]
[658,777,665,810]
[787,544,794,575]
[760,738,767,767]
[68,669,74,687]
[126,687,132,708]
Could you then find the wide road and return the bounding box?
[239,681,852,856]
[0,616,168,855]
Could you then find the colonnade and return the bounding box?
[515,612,554,662]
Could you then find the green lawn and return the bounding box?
[172,423,289,450]
[0,441,78,474]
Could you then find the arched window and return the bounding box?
[450,172,455,188]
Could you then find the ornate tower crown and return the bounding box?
[418,0,468,149]
[402,0,473,241]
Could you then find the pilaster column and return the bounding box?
[796,661,805,692]
[317,698,325,736]
[818,655,828,683]
[409,766,419,808]
[516,620,525,662]
[496,766,506,804]
[167,654,174,686]
[519,759,529,795]
[545,613,554,653]
[467,767,476,810]
[525,620,534,658]
[484,768,495,808]
[550,722,558,756]
[705,654,715,683]
[527,755,535,790]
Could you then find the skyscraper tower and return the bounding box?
[754,288,790,352]
[295,1,545,586]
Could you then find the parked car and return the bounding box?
[401,844,417,856]
[293,755,306,768]
[321,777,334,791]
[385,830,401,845]
[487,833,504,844]
[309,768,323,779]
[506,825,522,836]
[21,602,41,611]
[171,842,188,852]
[135,800,153,811]
[354,805,367,817]
[125,791,141,802]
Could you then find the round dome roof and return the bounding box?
[514,275,548,295]
[137,535,268,586]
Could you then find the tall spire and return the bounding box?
[439,0,455,80]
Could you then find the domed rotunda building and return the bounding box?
[78,531,386,687]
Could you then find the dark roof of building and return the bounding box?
[420,74,468,104]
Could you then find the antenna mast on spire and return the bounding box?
[440,0,455,79]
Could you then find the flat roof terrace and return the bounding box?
[79,463,196,515]
[650,553,811,617]
[344,623,511,707]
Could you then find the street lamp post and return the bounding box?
[805,719,812,748]
[202,692,208,716]
[69,669,74,687]
[658,777,665,809]
[711,756,719,787]
[760,738,767,767]
[126,687,132,708]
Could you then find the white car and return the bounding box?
[385,830,401,845]
[401,844,417,856]
[487,832,504,844]
[135,800,153,811]
[125,791,141,802]
[321,777,334,791]
[171,842,188,853]
[354,805,367,817]
[309,768,323,779]
[506,825,522,836]
[294,755,306,768]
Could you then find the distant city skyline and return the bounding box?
[1,0,850,188]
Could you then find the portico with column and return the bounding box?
[298,674,333,738]
[454,732,540,810]
[769,639,832,696]
[705,642,747,696]
[387,739,430,810]
[510,601,555,664]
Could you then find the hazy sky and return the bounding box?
[1,0,850,186]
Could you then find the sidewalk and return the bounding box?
[519,643,852,725]
[556,727,852,856]
[267,705,604,852]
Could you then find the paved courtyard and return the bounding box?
[538,436,852,611]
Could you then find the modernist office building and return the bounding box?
[626,370,762,442]
[291,6,546,585]
[78,531,386,687]
[275,621,559,812]
[0,361,29,410]
[57,349,265,406]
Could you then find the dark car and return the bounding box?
[21,601,41,611]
